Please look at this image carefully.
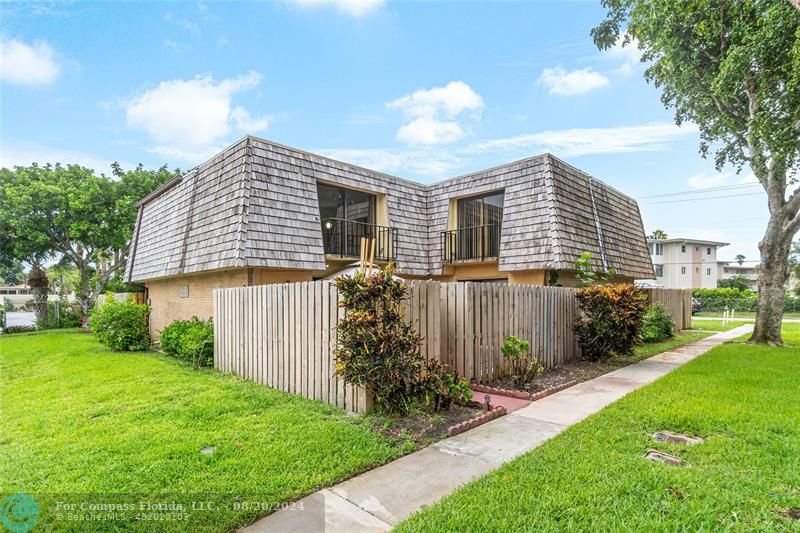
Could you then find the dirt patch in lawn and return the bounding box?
[370,404,484,449]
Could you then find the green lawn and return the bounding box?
[626,330,714,361]
[691,319,750,332]
[695,310,800,319]
[0,330,405,531]
[397,326,800,531]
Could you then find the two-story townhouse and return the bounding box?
[646,238,729,289]
[126,136,654,336]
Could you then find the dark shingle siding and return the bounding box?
[128,138,653,282]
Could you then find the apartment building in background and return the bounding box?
[717,262,758,289]
[643,237,729,289]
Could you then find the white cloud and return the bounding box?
[0,144,134,173]
[289,0,384,17]
[605,36,644,76]
[125,72,271,162]
[687,170,758,189]
[319,148,463,178]
[538,66,609,96]
[387,81,484,145]
[0,38,60,85]
[474,123,698,157]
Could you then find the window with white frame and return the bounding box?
[681,266,686,274]
[706,268,711,275]
[706,247,712,255]
[649,243,663,256]
[655,264,664,277]
[681,245,686,253]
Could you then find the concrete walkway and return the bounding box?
[242,325,753,533]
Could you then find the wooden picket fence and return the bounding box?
[644,288,693,331]
[213,280,581,413]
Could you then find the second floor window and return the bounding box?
[457,190,504,229]
[707,268,712,275]
[681,266,686,274]
[706,247,712,255]
[317,183,376,225]
[649,243,663,255]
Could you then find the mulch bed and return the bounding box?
[487,358,633,397]
[370,403,484,449]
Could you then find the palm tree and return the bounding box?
[652,229,668,240]
[735,254,746,265]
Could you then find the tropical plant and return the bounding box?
[592,1,800,344]
[575,284,648,361]
[574,251,616,287]
[651,229,668,240]
[89,294,150,351]
[718,274,752,291]
[641,304,674,343]
[735,254,746,266]
[334,263,470,413]
[500,336,544,389]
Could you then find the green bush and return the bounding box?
[159,317,214,367]
[501,336,544,389]
[641,304,674,343]
[334,263,471,414]
[0,307,4,327]
[89,295,151,351]
[3,325,37,334]
[37,301,82,329]
[575,284,648,361]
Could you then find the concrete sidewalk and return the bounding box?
[242,325,753,533]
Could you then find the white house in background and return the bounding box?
[640,238,729,289]
[717,262,758,289]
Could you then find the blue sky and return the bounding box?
[0,0,766,262]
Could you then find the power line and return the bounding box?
[638,182,761,199]
[646,191,764,204]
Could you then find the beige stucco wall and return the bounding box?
[434,262,547,285]
[146,268,313,338]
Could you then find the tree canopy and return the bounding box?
[593,0,800,344]
[0,163,177,314]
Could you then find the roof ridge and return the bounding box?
[543,155,563,269]
[234,137,253,268]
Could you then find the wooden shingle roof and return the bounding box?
[126,136,653,282]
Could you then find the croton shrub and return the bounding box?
[334,263,472,413]
[575,284,648,361]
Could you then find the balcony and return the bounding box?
[321,218,397,261]
[441,224,501,263]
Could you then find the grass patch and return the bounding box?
[695,310,800,319]
[397,326,800,532]
[624,330,714,361]
[0,330,406,531]
[691,319,750,332]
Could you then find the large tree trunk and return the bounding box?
[27,265,49,327]
[750,215,792,345]
[78,267,92,323]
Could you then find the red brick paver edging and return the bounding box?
[470,379,580,402]
[447,406,507,437]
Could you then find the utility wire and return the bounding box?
[646,191,764,204]
[638,182,761,199]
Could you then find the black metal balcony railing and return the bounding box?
[321,218,397,261]
[441,224,501,263]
